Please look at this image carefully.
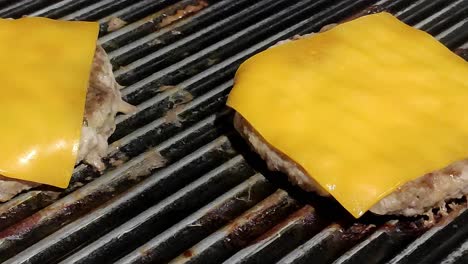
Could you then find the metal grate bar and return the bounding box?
[0,0,61,18]
[112,190,297,263]
[3,135,239,264]
[0,0,20,10]
[60,0,173,21]
[439,20,468,49]
[389,210,468,264]
[112,76,230,142]
[278,224,376,264]
[383,0,418,12]
[163,190,300,264]
[119,175,274,263]
[440,239,468,264]
[341,0,415,23]
[100,0,227,52]
[98,0,205,34]
[109,0,294,73]
[53,155,254,263]
[416,0,468,34]
[222,206,323,264]
[396,0,451,25]
[29,0,96,18]
[108,82,232,163]
[101,173,276,264]
[57,167,268,264]
[0,190,60,231]
[333,221,427,264]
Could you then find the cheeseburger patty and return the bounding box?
[0,45,134,202]
[232,23,468,217]
[235,112,468,216]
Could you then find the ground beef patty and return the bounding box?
[0,45,135,202]
[79,45,135,170]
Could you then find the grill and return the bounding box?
[0,0,468,263]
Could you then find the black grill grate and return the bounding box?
[0,0,467,263]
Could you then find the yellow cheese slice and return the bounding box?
[227,12,468,218]
[0,17,99,188]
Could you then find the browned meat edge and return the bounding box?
[234,113,468,216]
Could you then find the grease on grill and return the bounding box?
[0,148,169,262]
[131,175,274,263]
[183,250,194,258]
[0,206,44,240]
[107,139,125,156]
[164,105,185,127]
[159,1,209,28]
[235,184,253,203]
[100,0,211,51]
[127,150,167,182]
[341,223,377,241]
[158,85,178,93]
[164,88,194,127]
[108,17,127,32]
[387,220,429,237]
[250,205,320,244]
[70,182,85,189]
[418,197,468,226]
[109,157,126,167]
[0,191,60,230]
[171,190,299,262]
[434,200,468,226]
[225,191,299,248]
[136,0,210,32]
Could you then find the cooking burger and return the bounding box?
[0,17,134,201]
[227,12,468,217]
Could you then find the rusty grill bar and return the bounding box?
[0,0,467,263]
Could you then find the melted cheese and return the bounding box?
[0,17,98,188]
[227,12,468,217]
